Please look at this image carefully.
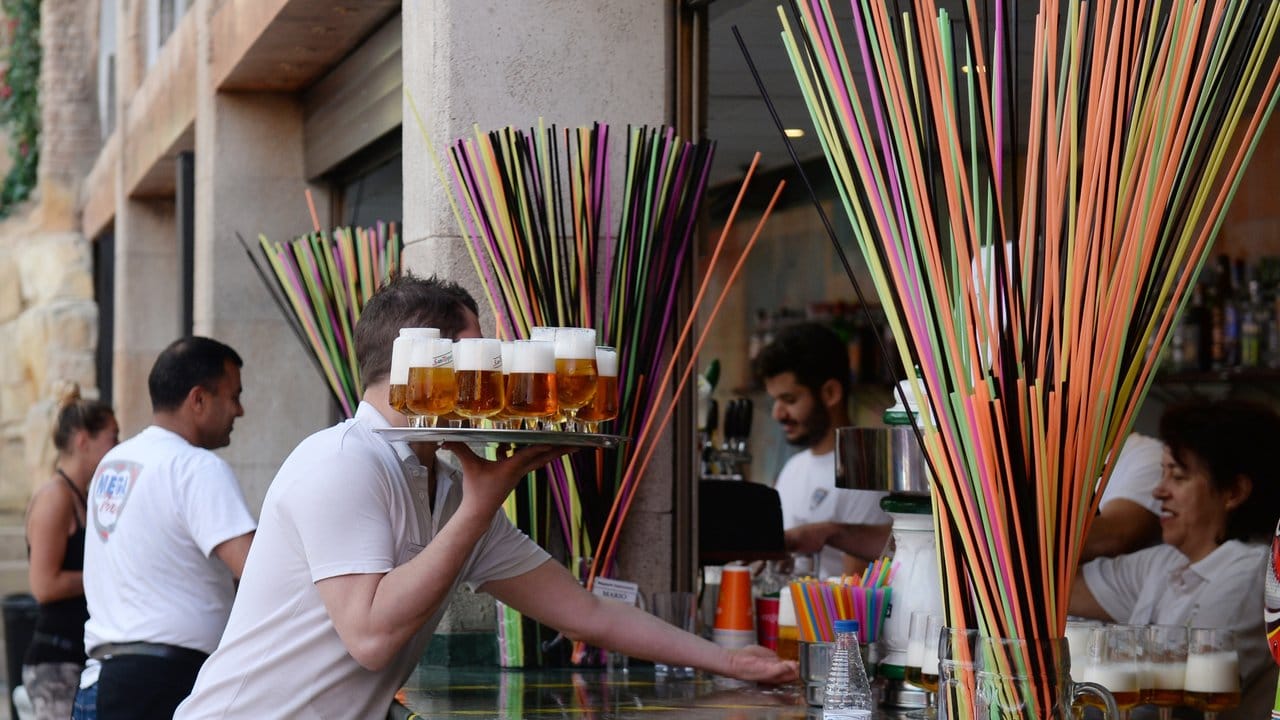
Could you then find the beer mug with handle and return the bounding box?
[975,636,1119,720]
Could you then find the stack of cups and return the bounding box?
[711,565,756,649]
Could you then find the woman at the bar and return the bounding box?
[1070,399,1280,719]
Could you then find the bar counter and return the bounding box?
[397,666,828,719]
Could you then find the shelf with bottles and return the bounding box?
[1157,254,1280,383]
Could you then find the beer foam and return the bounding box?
[1148,662,1186,690]
[1184,652,1239,693]
[905,639,926,667]
[509,340,556,373]
[501,342,514,373]
[1081,664,1140,692]
[390,335,413,384]
[410,337,453,367]
[530,326,556,341]
[595,347,618,376]
[555,328,597,359]
[401,327,441,339]
[454,338,501,371]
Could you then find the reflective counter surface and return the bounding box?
[398,667,824,719]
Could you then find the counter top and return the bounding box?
[398,667,822,719]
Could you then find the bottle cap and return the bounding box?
[834,619,860,634]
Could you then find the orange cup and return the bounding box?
[714,565,755,632]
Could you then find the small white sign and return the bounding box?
[591,577,640,606]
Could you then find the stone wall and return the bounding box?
[0,0,101,510]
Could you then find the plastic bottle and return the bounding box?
[824,619,874,719]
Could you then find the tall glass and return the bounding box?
[453,338,505,424]
[975,636,1118,720]
[505,339,557,429]
[936,627,980,720]
[390,328,439,423]
[1185,627,1240,719]
[1080,625,1143,714]
[578,346,619,433]
[406,336,456,428]
[905,612,941,718]
[1143,625,1188,720]
[553,327,598,431]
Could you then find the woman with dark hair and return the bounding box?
[23,384,117,720]
[1071,399,1280,718]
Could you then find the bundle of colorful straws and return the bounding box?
[769,0,1280,713]
[790,558,894,643]
[242,223,401,417]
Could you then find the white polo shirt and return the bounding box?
[176,403,550,719]
[1082,541,1269,696]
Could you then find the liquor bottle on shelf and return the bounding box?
[1241,278,1263,368]
[1192,284,1213,372]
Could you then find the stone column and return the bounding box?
[401,0,677,657]
[190,11,332,513]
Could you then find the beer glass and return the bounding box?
[390,328,439,423]
[578,346,619,433]
[505,339,557,428]
[1080,625,1143,715]
[1064,619,1102,683]
[406,336,456,428]
[1185,627,1240,719]
[936,627,980,720]
[1143,625,1188,720]
[490,341,516,430]
[453,338,504,423]
[905,612,941,718]
[553,327,598,431]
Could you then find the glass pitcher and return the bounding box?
[965,636,1119,720]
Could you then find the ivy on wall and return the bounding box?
[0,0,39,218]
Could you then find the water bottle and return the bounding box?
[824,619,874,719]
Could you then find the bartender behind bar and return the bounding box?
[753,323,892,578]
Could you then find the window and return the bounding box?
[98,0,116,136]
[146,0,188,67]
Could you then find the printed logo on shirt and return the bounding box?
[809,487,828,511]
[91,460,142,541]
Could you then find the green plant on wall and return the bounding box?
[0,0,39,218]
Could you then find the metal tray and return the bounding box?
[372,427,628,448]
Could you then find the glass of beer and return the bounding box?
[578,346,619,433]
[1080,625,1143,715]
[390,328,439,424]
[553,327,598,431]
[505,339,557,429]
[453,338,504,424]
[1185,628,1240,719]
[406,336,456,428]
[1143,625,1188,720]
[489,341,516,430]
[904,611,940,718]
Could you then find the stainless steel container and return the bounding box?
[834,426,933,495]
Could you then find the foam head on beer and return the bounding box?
[454,337,502,372]
[508,339,555,373]
[595,346,618,377]
[554,327,597,359]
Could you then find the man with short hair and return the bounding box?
[176,274,795,719]
[753,322,892,578]
[79,336,256,720]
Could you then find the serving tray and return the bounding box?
[372,427,627,448]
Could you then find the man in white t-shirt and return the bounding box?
[753,323,891,579]
[77,337,256,720]
[175,275,796,720]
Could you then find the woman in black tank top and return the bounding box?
[23,385,117,720]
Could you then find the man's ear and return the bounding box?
[819,378,843,410]
[186,384,208,414]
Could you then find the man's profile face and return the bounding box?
[195,361,244,450]
[763,371,829,448]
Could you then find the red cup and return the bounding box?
[755,596,780,650]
